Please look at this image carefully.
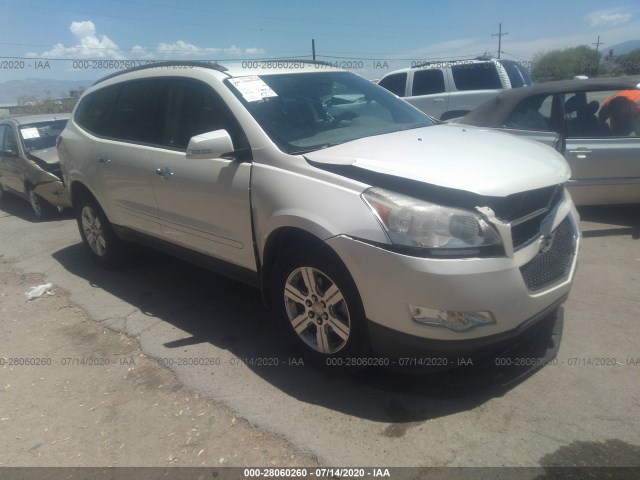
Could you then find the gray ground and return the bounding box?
[0,196,639,470]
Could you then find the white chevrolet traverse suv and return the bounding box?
[58,61,579,371]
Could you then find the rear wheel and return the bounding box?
[76,196,126,267]
[270,247,370,371]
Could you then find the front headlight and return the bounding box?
[361,187,502,256]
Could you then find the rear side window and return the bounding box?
[75,85,120,136]
[451,63,502,91]
[110,79,168,145]
[411,69,445,96]
[378,73,407,97]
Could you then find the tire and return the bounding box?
[270,247,370,372]
[28,187,54,220]
[75,195,126,268]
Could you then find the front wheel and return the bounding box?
[28,188,54,220]
[270,248,370,371]
[76,196,126,267]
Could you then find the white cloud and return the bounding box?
[585,8,632,27]
[155,40,264,57]
[33,21,124,59]
[28,21,266,61]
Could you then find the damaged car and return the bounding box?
[58,62,580,371]
[0,114,71,219]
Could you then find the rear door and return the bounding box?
[405,68,449,119]
[91,79,165,236]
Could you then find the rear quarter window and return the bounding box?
[451,63,502,91]
[75,85,120,136]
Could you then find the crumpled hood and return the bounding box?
[305,124,571,197]
[28,147,59,165]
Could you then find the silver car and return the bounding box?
[58,61,580,370]
[0,114,71,218]
[458,76,640,205]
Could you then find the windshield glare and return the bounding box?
[19,120,68,152]
[226,71,434,154]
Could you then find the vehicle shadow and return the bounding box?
[0,194,74,222]
[578,204,640,239]
[52,243,561,425]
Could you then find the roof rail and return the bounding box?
[411,57,486,68]
[93,60,229,86]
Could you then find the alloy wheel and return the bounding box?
[283,266,351,354]
[81,205,107,256]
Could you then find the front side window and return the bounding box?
[164,79,248,150]
[226,71,433,154]
[0,125,8,151]
[451,63,502,91]
[571,89,640,138]
[18,120,66,152]
[378,73,408,97]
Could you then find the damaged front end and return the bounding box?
[27,151,71,209]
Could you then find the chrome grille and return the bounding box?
[520,217,576,291]
[509,186,563,250]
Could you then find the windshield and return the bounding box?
[225,71,434,154]
[18,119,68,152]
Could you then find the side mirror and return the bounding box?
[186,130,234,160]
[0,149,18,158]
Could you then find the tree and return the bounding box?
[614,49,640,75]
[531,45,602,82]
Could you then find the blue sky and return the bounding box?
[1,0,639,81]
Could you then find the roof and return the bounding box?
[93,60,341,86]
[2,113,71,125]
[460,75,640,127]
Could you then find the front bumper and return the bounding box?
[34,180,71,208]
[325,208,579,352]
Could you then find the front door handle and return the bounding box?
[96,155,111,164]
[155,167,173,179]
[569,148,592,158]
[433,98,445,103]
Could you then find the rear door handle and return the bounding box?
[96,155,111,164]
[433,98,445,103]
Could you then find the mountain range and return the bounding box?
[0,78,95,105]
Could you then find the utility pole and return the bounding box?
[491,23,508,59]
[312,39,316,61]
[592,35,604,57]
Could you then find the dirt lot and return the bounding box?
[0,267,318,468]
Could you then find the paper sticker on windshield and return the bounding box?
[228,76,278,102]
[20,127,40,139]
